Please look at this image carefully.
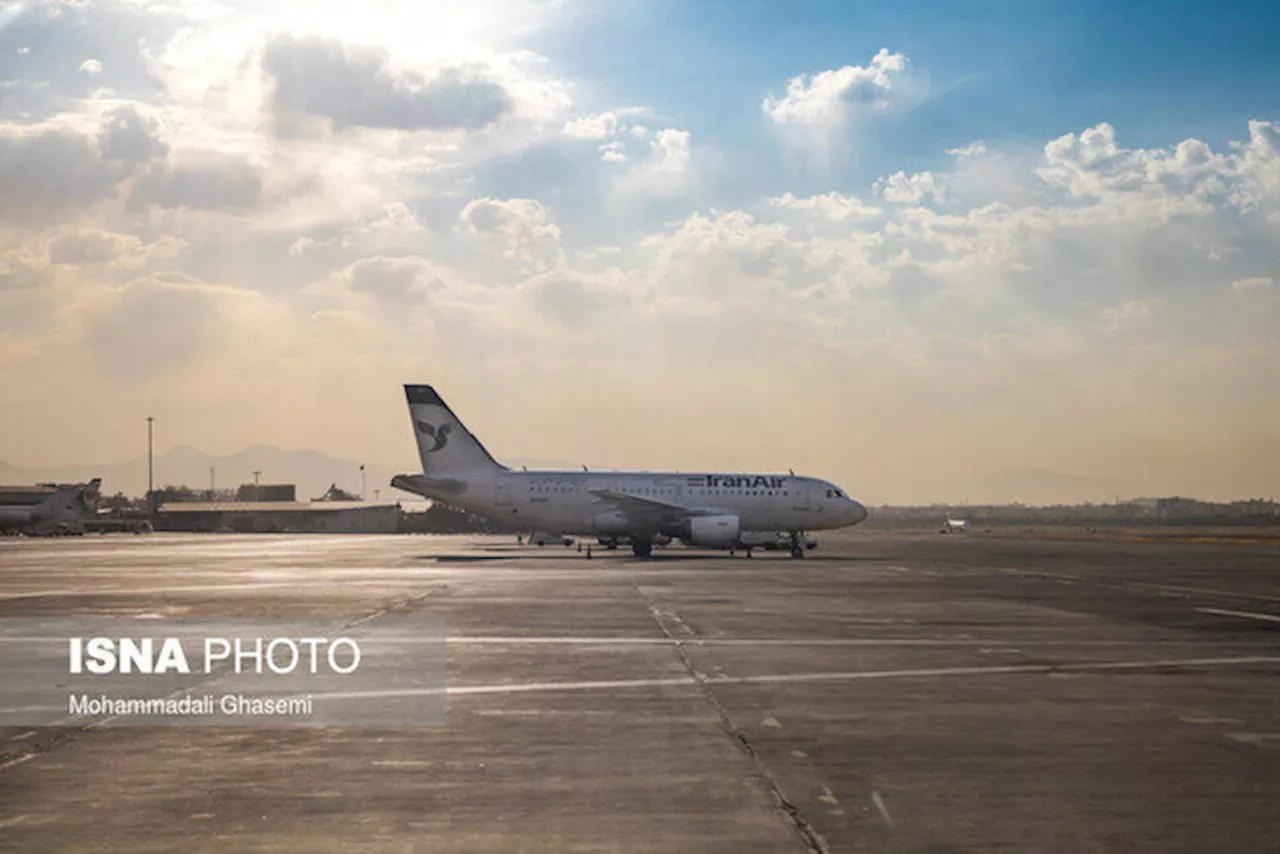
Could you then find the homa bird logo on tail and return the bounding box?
[416,420,451,453]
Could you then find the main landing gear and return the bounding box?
[631,540,653,558]
[789,531,806,559]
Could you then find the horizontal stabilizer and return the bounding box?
[391,473,468,499]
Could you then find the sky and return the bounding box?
[0,0,1278,504]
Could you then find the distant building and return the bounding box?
[157,501,400,533]
[235,483,296,502]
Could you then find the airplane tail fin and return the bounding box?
[31,484,84,521]
[404,385,506,476]
[80,478,102,513]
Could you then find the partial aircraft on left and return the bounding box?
[0,479,101,536]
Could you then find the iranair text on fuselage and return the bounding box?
[692,475,788,489]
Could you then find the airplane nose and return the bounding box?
[848,500,868,525]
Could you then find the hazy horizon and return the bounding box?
[1,2,1277,504]
[1,439,1270,508]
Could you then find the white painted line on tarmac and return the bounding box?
[987,568,1280,605]
[1126,582,1280,604]
[0,754,36,772]
[443,636,1229,647]
[0,580,432,599]
[1223,732,1280,749]
[1196,607,1280,624]
[871,791,895,830]
[303,655,1280,702]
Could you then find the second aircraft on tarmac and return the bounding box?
[392,385,867,557]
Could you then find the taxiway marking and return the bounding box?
[302,655,1280,702]
[1196,607,1280,624]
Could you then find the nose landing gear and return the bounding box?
[789,531,806,559]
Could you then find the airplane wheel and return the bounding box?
[790,546,804,559]
[632,541,652,558]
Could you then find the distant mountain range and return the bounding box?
[0,452,1147,508]
[0,446,404,503]
[963,468,1139,506]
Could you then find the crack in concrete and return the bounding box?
[634,585,831,854]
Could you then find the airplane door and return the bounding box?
[495,474,512,507]
[791,480,809,512]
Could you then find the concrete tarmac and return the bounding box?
[1,531,1278,853]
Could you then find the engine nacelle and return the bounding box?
[685,514,740,548]
[590,511,631,535]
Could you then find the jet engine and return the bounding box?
[590,511,631,535]
[684,514,740,548]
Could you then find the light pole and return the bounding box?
[252,470,261,501]
[360,465,366,501]
[146,416,154,520]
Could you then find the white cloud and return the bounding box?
[762,48,908,126]
[337,255,447,303]
[98,105,168,163]
[78,58,102,74]
[769,191,883,221]
[261,35,511,134]
[651,128,690,173]
[562,111,617,140]
[130,153,264,211]
[641,209,804,287]
[1230,120,1280,211]
[46,228,183,268]
[615,128,694,197]
[598,141,626,163]
[460,197,562,270]
[0,125,128,224]
[947,140,988,159]
[1096,299,1158,333]
[1232,276,1273,290]
[1038,122,1230,208]
[877,170,944,205]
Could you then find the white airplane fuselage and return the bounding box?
[391,385,868,556]
[396,469,866,536]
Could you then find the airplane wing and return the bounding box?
[588,489,709,527]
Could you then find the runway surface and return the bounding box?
[1,531,1278,852]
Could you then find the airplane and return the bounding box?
[391,385,867,558]
[0,479,100,535]
[940,517,969,534]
